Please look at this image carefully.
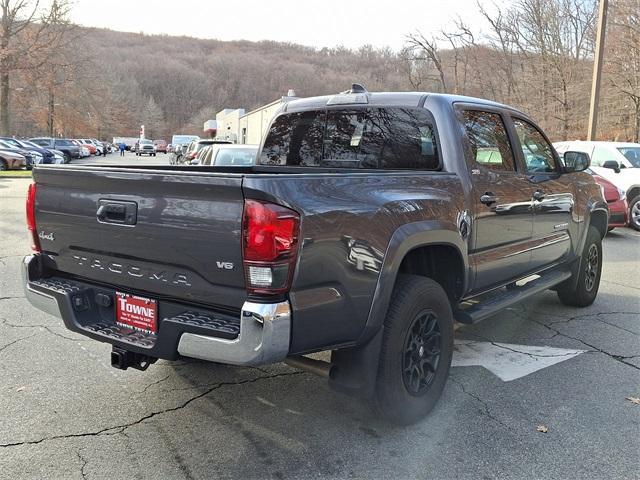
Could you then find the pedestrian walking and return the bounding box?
[119,142,126,157]
[102,143,107,157]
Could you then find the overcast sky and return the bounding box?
[69,0,488,50]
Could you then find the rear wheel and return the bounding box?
[0,159,7,171]
[374,275,453,425]
[63,154,70,164]
[629,195,640,231]
[557,226,602,307]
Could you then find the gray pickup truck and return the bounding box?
[23,86,608,424]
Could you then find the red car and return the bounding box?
[593,174,628,230]
[153,139,167,153]
[74,140,96,155]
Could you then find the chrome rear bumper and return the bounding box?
[177,301,291,366]
[22,255,291,366]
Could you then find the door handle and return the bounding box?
[533,190,545,201]
[480,192,498,206]
[96,200,137,225]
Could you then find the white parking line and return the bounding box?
[452,340,585,381]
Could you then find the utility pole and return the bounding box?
[587,0,609,140]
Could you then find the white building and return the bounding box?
[215,91,297,145]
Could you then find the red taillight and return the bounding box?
[26,183,41,252]
[242,200,299,294]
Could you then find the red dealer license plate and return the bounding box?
[115,292,158,333]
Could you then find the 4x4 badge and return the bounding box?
[38,231,55,242]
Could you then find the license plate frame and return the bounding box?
[115,292,158,333]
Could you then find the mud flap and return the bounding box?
[328,328,384,400]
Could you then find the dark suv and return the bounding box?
[29,138,81,163]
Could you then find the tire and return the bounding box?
[0,159,7,171]
[629,195,640,231]
[557,226,602,307]
[374,275,454,425]
[63,154,70,164]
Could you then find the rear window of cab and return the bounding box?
[259,107,441,170]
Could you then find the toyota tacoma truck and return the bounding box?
[23,86,608,424]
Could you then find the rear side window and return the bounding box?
[214,148,256,166]
[591,145,614,167]
[461,110,515,172]
[260,107,440,170]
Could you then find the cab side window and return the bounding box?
[513,118,558,173]
[461,110,516,172]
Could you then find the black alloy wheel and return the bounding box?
[403,310,441,395]
[584,244,599,292]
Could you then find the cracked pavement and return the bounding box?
[1,177,640,479]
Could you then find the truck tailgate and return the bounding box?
[33,167,246,310]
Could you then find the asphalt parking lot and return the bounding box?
[1,164,639,479]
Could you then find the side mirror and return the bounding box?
[563,151,590,173]
[602,160,621,173]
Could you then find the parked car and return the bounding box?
[191,145,211,165]
[153,140,167,153]
[182,139,232,164]
[0,146,26,170]
[72,140,93,157]
[554,141,640,230]
[0,137,54,166]
[76,139,93,155]
[29,138,80,163]
[135,139,156,156]
[0,140,34,169]
[196,144,259,166]
[48,149,65,164]
[22,87,607,425]
[79,139,103,155]
[591,172,628,231]
[91,139,106,154]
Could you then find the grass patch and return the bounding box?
[0,170,32,177]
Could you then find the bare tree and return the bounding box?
[441,19,476,94]
[606,0,640,141]
[405,32,448,92]
[0,0,73,135]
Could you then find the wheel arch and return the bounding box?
[626,185,640,202]
[589,204,609,240]
[328,221,467,400]
[359,221,469,346]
